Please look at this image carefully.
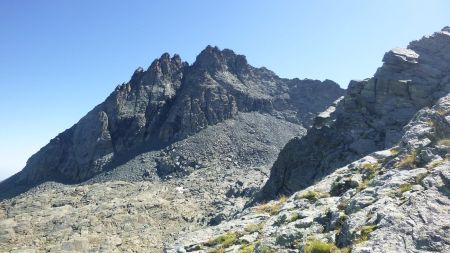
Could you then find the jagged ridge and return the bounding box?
[0,46,344,199]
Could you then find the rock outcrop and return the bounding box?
[259,27,450,199]
[167,58,450,253]
[0,46,344,200]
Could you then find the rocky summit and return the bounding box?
[166,27,450,253]
[0,46,344,252]
[0,46,343,200]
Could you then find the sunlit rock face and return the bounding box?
[260,27,450,199]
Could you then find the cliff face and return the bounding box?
[260,27,450,199]
[0,46,344,196]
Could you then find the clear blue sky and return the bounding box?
[1,1,449,181]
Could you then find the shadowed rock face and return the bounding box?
[0,46,344,197]
[259,27,450,200]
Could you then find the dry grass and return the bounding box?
[244,223,264,233]
[354,225,377,243]
[289,212,300,222]
[239,241,258,253]
[414,172,428,184]
[396,150,417,169]
[205,232,238,248]
[254,196,287,215]
[437,138,450,146]
[398,183,413,193]
[304,240,334,253]
[296,190,330,202]
[390,148,400,156]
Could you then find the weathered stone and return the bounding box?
[259,27,450,200]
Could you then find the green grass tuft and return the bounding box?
[398,183,413,193]
[205,232,238,248]
[289,212,300,222]
[304,240,333,253]
[390,148,400,156]
[239,241,258,253]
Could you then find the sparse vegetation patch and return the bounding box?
[244,223,264,233]
[355,225,377,243]
[437,138,450,146]
[205,232,238,248]
[296,190,330,202]
[396,151,417,169]
[303,239,334,253]
[254,196,287,215]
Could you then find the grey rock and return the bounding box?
[259,27,450,200]
[166,27,450,253]
[0,46,344,200]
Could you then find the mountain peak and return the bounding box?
[194,45,248,71]
[147,52,185,73]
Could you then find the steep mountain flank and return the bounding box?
[0,47,344,252]
[0,46,343,200]
[167,27,450,253]
[259,27,450,199]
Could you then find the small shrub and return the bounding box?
[304,240,334,253]
[396,151,417,169]
[205,232,238,248]
[437,138,450,146]
[244,223,264,233]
